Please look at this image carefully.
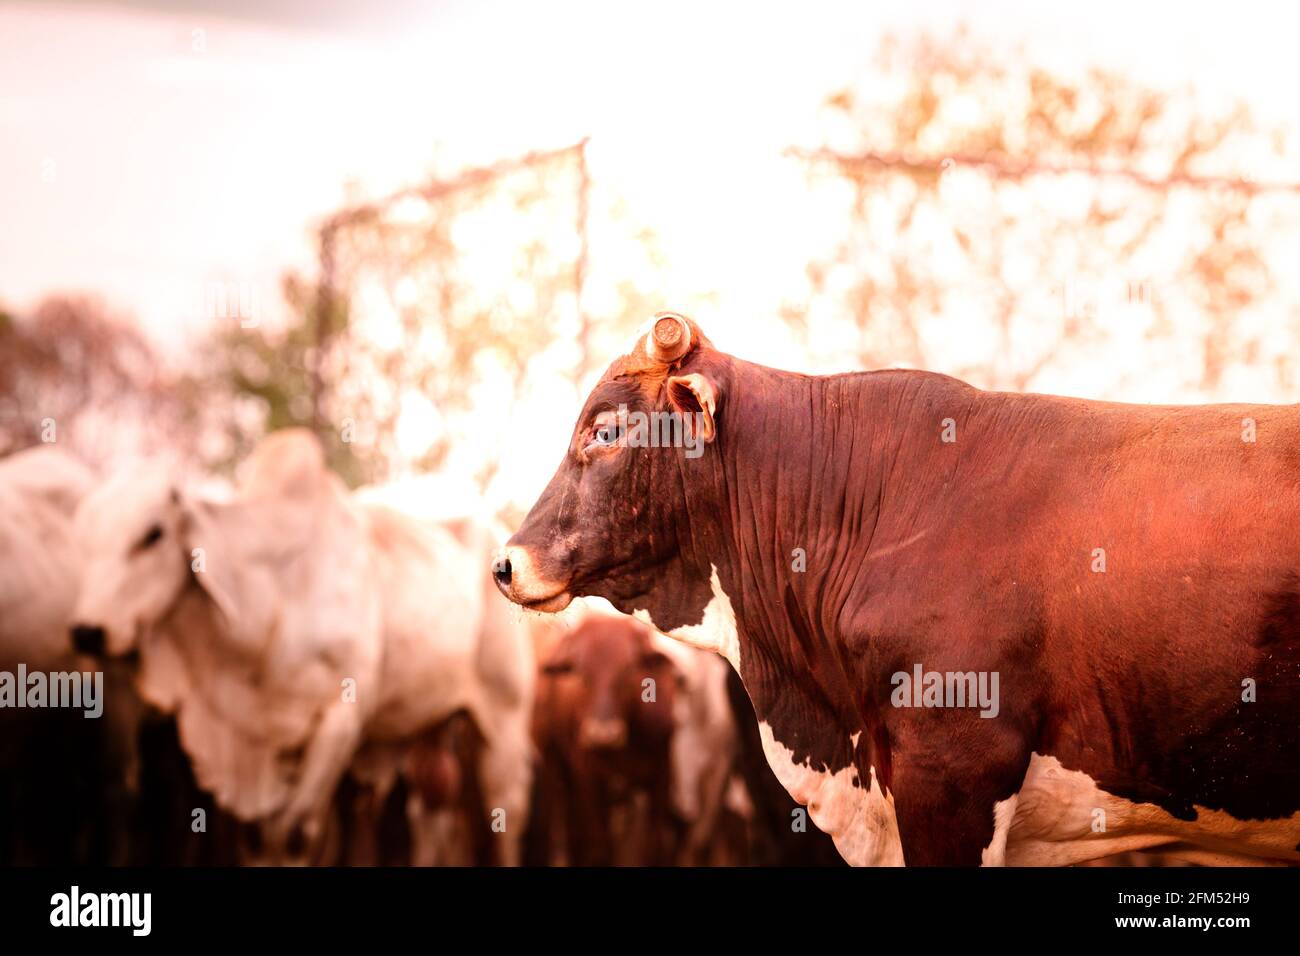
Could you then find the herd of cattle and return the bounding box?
[4,309,1299,866]
[0,430,840,866]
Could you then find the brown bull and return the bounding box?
[494,311,1300,866]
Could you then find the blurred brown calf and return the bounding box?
[526,614,683,865]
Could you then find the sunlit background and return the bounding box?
[6,0,1300,873]
[5,0,1300,518]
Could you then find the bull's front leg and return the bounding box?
[268,699,365,859]
[475,715,534,866]
[887,714,1031,866]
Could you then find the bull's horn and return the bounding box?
[647,312,692,363]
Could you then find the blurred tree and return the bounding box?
[204,140,663,494]
[788,28,1300,399]
[0,294,192,467]
[202,272,362,485]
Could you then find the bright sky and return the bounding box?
[5,1,1298,349]
[4,0,1300,504]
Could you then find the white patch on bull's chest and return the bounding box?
[1003,753,1300,866]
[980,795,1019,866]
[633,565,740,670]
[758,721,904,866]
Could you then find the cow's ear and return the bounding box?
[666,373,718,443]
[178,498,273,647]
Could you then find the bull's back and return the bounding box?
[948,393,1300,835]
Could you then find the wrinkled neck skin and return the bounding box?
[611,358,956,723]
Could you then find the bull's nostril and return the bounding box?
[70,624,107,657]
[492,555,513,587]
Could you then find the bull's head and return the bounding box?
[69,467,196,658]
[494,312,733,652]
[70,430,330,659]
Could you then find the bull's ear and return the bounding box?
[178,498,274,648]
[666,373,718,443]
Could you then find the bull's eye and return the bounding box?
[585,414,623,450]
[135,523,164,551]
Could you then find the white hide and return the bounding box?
[1002,753,1300,867]
[0,446,95,669]
[356,501,535,866]
[73,431,382,845]
[758,721,904,866]
[634,564,741,670]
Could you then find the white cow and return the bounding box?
[341,501,535,865]
[72,431,380,860]
[0,445,130,864]
[0,446,95,669]
[71,429,533,864]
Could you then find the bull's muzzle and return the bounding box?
[490,545,572,613]
[579,716,628,750]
